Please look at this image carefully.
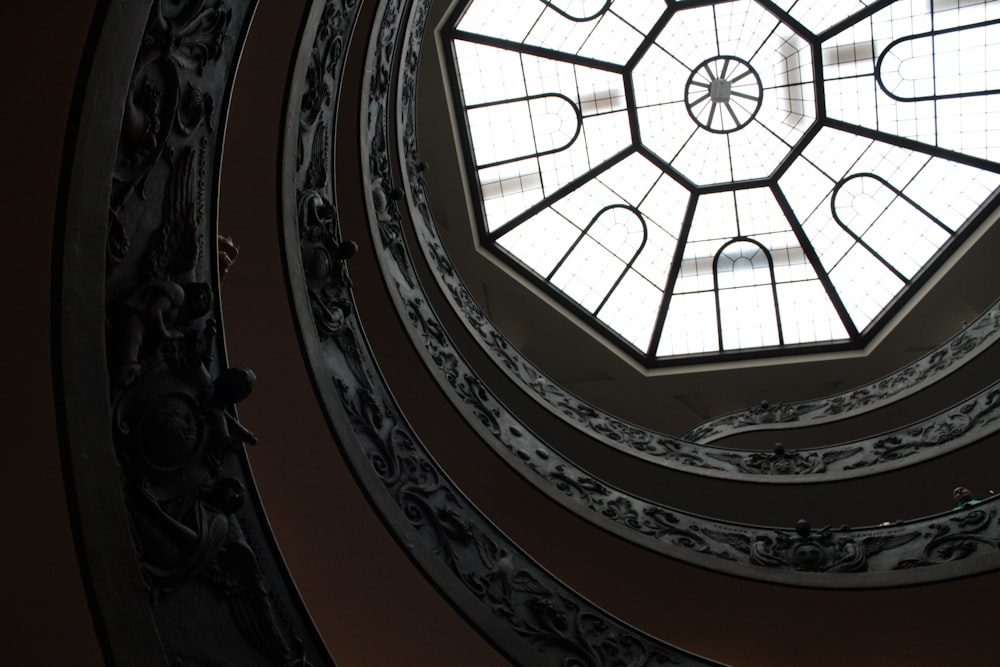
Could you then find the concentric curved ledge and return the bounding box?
[279,0,1000,589]
[56,1,333,664]
[283,0,722,663]
[682,303,1000,442]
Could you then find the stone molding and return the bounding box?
[56,1,333,664]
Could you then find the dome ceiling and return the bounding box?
[442,0,1000,368]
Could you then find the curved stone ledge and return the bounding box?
[284,0,721,663]
[288,0,1000,589]
[682,301,1000,443]
[56,1,333,664]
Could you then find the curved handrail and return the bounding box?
[697,380,1000,477]
[682,304,1000,442]
[55,0,334,664]
[284,0,722,663]
[309,0,1000,588]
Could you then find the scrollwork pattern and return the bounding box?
[897,507,1000,569]
[99,1,329,663]
[683,306,1000,443]
[109,0,233,274]
[392,0,1000,484]
[288,0,1000,597]
[291,0,715,663]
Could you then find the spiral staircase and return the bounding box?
[18,0,1000,664]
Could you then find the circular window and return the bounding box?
[684,56,763,133]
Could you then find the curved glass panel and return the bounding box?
[467,94,582,168]
[715,240,782,349]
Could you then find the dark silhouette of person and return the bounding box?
[953,486,981,509]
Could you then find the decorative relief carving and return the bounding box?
[390,0,1000,482]
[704,443,863,476]
[897,506,1000,569]
[684,304,1000,443]
[285,0,1000,604]
[109,0,231,274]
[851,385,1000,465]
[98,1,327,663]
[294,0,367,402]
[702,520,923,574]
[288,0,715,662]
[334,366,700,665]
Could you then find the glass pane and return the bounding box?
[448,0,1000,363]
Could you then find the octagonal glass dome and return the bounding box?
[443,0,1000,366]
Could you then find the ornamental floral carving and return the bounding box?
[685,305,1000,443]
[109,0,232,273]
[300,0,1000,597]
[99,1,326,663]
[288,0,718,662]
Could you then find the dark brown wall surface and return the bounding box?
[5,1,104,664]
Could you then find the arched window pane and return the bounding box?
[716,240,781,350]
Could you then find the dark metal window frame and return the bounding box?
[876,17,1000,103]
[545,203,650,317]
[541,0,614,23]
[830,172,953,284]
[442,0,1000,369]
[468,93,584,169]
[713,237,784,350]
[684,55,765,133]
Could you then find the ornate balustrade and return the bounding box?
[284,0,722,663]
[56,1,333,664]
[681,302,1000,443]
[282,0,1000,590]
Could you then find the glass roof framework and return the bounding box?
[443,0,1000,366]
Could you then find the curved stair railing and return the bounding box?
[284,0,723,663]
[282,0,1000,591]
[55,1,335,664]
[680,305,1000,442]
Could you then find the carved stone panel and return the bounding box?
[59,0,334,664]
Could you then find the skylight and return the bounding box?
[443,0,1000,365]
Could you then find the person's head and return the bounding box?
[212,367,256,406]
[953,486,974,504]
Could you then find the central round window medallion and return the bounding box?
[685,56,762,133]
